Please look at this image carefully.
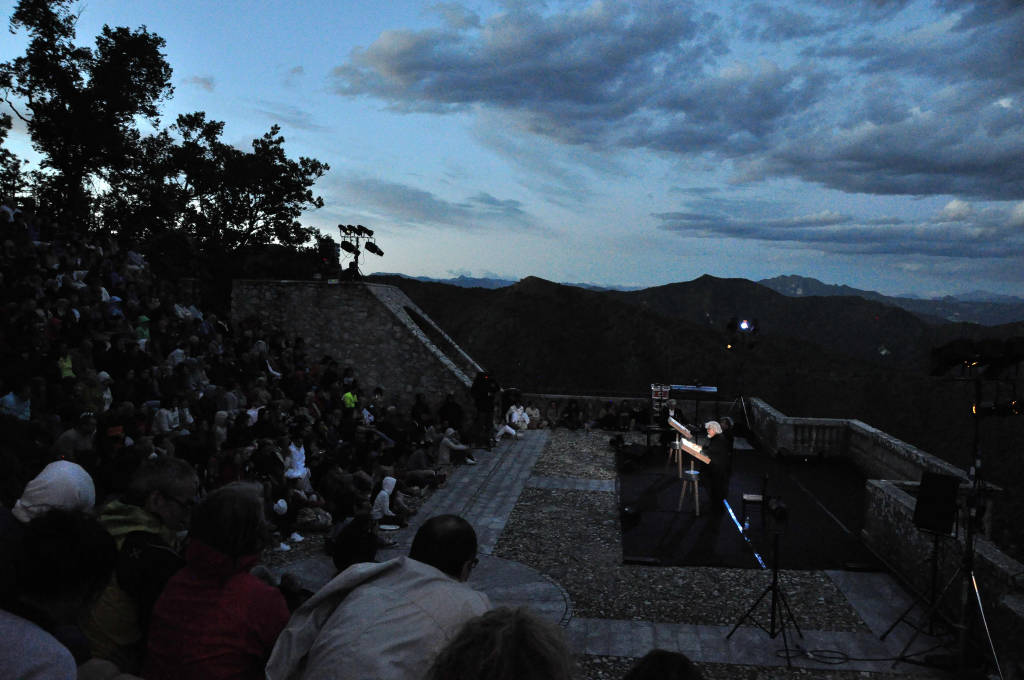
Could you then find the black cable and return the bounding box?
[775,637,954,667]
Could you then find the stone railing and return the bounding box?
[744,397,968,483]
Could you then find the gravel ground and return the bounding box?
[499,429,928,680]
[576,655,930,680]
[496,429,865,631]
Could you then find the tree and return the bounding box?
[170,113,329,251]
[0,0,173,226]
[0,113,29,200]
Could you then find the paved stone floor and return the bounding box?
[278,430,950,676]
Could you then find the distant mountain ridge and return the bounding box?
[371,272,642,291]
[759,275,1024,326]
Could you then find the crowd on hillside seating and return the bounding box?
[0,199,704,680]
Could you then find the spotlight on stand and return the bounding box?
[726,317,759,350]
[365,242,384,256]
[340,240,357,254]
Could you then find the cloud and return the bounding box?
[937,199,972,222]
[336,176,538,230]
[328,0,1024,200]
[426,2,481,29]
[654,199,1024,260]
[1010,202,1024,228]
[253,100,330,132]
[183,75,215,92]
[283,66,305,87]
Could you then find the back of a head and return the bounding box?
[126,456,197,506]
[188,482,268,558]
[424,607,573,680]
[409,514,477,579]
[16,509,116,605]
[622,649,702,680]
[12,460,96,523]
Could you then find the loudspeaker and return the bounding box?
[913,473,960,535]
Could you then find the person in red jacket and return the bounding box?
[145,482,290,680]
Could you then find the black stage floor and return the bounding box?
[618,442,882,571]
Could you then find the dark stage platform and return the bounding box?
[618,441,881,571]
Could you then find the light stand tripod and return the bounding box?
[727,526,803,667]
[903,343,1017,679]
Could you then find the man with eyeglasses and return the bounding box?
[267,514,491,680]
[81,456,199,674]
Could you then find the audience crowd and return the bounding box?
[0,201,702,679]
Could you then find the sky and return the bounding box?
[3,0,1023,298]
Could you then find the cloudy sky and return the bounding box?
[4,0,1024,297]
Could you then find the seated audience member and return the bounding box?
[266,514,491,680]
[493,420,519,442]
[622,649,703,679]
[328,513,378,573]
[51,411,98,466]
[11,460,96,523]
[424,606,574,680]
[436,392,463,432]
[150,395,193,439]
[524,400,542,429]
[0,510,116,678]
[0,376,31,421]
[145,483,290,680]
[81,456,199,673]
[370,476,404,528]
[545,401,560,429]
[438,427,476,466]
[506,401,530,431]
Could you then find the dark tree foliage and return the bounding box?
[165,112,329,251]
[0,113,29,200]
[1,0,173,226]
[2,1,329,256]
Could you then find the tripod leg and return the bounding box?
[968,571,1004,680]
[774,585,804,638]
[775,591,794,668]
[892,564,963,668]
[727,585,771,639]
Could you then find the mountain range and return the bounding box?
[374,272,1024,326]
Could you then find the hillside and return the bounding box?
[760,275,1024,326]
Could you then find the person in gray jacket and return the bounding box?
[265,514,491,680]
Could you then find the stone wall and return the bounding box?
[746,398,969,482]
[862,479,1024,676]
[230,279,480,412]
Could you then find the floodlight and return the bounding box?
[357,225,374,237]
[340,241,357,254]
[365,242,384,256]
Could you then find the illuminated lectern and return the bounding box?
[668,417,710,514]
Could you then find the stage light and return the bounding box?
[340,241,357,254]
[357,225,374,236]
[365,242,384,256]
